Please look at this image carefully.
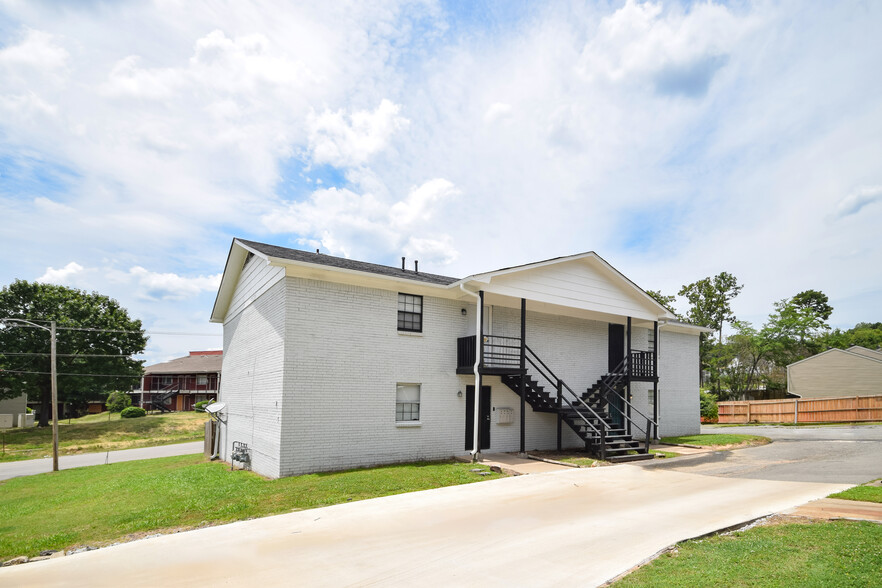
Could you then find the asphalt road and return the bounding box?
[639,424,882,484]
[0,441,204,481]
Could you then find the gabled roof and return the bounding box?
[452,251,679,321]
[145,351,223,375]
[211,238,688,325]
[787,346,882,369]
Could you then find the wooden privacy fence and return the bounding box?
[718,394,882,424]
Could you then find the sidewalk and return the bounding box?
[0,441,204,481]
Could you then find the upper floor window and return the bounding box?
[197,375,208,386]
[398,293,423,332]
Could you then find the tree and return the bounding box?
[0,280,147,426]
[645,290,678,316]
[719,321,774,400]
[106,390,132,413]
[678,272,743,393]
[763,290,832,366]
[678,272,743,346]
[822,322,882,351]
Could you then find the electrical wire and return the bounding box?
[0,370,141,378]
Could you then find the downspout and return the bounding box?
[460,283,483,460]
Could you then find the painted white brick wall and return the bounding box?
[221,273,702,477]
[220,278,287,478]
[658,330,701,436]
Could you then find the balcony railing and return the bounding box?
[456,335,523,374]
[629,350,656,379]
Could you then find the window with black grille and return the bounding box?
[397,293,423,332]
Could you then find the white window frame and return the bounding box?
[395,383,421,424]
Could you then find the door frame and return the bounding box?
[465,385,491,451]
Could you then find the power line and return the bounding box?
[0,370,141,378]
[1,322,220,336]
[1,352,147,358]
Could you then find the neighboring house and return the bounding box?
[134,351,221,412]
[0,393,28,429]
[210,238,706,479]
[787,346,882,399]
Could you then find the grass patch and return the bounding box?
[0,412,206,462]
[829,482,882,504]
[555,456,599,467]
[661,434,770,447]
[614,520,882,587]
[0,455,503,561]
[649,449,680,459]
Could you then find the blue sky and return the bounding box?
[1,0,881,364]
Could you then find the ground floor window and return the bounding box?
[396,383,420,421]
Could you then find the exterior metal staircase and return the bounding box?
[500,350,655,463]
[150,383,179,413]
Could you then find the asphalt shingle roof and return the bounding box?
[145,353,223,375]
[237,239,460,286]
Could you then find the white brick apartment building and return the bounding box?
[210,238,705,479]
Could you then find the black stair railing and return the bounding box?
[523,344,609,459]
[597,356,658,450]
[629,350,655,378]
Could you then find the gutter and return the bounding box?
[460,283,482,460]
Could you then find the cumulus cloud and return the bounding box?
[835,186,882,219]
[37,262,84,284]
[125,267,222,300]
[307,99,409,168]
[0,28,69,72]
[578,0,747,97]
[483,102,512,124]
[263,178,460,264]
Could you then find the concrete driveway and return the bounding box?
[639,424,882,483]
[0,464,849,587]
[0,441,203,481]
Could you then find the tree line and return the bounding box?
[648,275,881,401]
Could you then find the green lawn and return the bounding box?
[0,455,503,561]
[0,412,206,462]
[661,434,770,447]
[649,448,680,459]
[555,456,599,467]
[614,520,882,587]
[829,482,882,504]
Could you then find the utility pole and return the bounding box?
[1,318,60,471]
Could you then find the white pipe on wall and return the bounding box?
[460,283,482,458]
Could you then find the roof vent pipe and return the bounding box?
[414,260,419,274]
[316,249,320,254]
[401,257,405,270]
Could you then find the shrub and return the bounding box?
[194,401,210,412]
[106,390,132,413]
[120,406,147,419]
[700,390,718,420]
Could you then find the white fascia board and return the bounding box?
[787,347,882,369]
[210,239,269,323]
[279,258,459,299]
[659,321,713,335]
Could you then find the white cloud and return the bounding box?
[37,262,84,284]
[0,28,69,72]
[483,102,512,124]
[307,99,409,168]
[834,185,882,218]
[124,267,222,300]
[578,0,748,96]
[263,178,460,264]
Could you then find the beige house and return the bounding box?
[787,346,882,399]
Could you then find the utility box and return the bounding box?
[204,420,216,457]
[0,414,12,429]
[17,413,34,428]
[497,407,514,425]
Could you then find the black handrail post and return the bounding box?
[653,320,659,440]
[645,418,651,453]
[556,378,562,452]
[519,298,526,455]
[626,316,632,438]
[476,290,484,455]
[600,425,606,460]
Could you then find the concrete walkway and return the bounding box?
[0,441,203,481]
[477,452,574,474]
[0,465,848,587]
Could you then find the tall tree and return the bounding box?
[0,280,147,425]
[645,290,679,316]
[763,289,832,365]
[678,272,743,393]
